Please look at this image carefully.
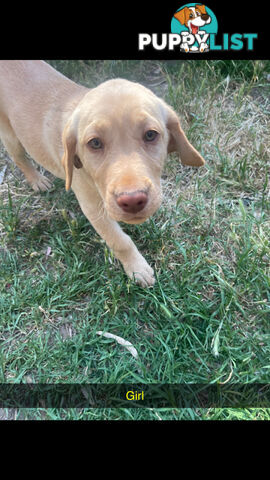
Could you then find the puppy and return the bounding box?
[0,61,205,286]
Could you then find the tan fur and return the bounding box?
[0,60,205,287]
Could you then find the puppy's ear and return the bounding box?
[61,119,82,191]
[196,4,207,15]
[174,7,190,25]
[164,104,205,167]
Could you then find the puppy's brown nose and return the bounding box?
[116,191,148,214]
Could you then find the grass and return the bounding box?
[0,60,269,420]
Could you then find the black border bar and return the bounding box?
[0,3,268,60]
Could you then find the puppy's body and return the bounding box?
[0,61,87,182]
[0,61,205,286]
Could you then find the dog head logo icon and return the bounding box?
[171,3,218,52]
[175,4,211,34]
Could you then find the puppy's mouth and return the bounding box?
[107,208,157,225]
[190,23,199,34]
[107,209,149,224]
[120,215,148,225]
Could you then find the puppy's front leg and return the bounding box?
[74,189,155,287]
[95,217,155,287]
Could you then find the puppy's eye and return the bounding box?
[88,138,103,150]
[144,130,159,142]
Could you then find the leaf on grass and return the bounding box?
[96,331,139,359]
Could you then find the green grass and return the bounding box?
[0,60,269,420]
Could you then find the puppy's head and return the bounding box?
[174,5,211,33]
[62,79,205,224]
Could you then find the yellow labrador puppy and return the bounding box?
[0,61,205,286]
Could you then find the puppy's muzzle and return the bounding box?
[116,190,148,214]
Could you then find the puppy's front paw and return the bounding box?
[124,255,155,287]
[29,172,52,192]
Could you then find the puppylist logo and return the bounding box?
[139,3,258,53]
